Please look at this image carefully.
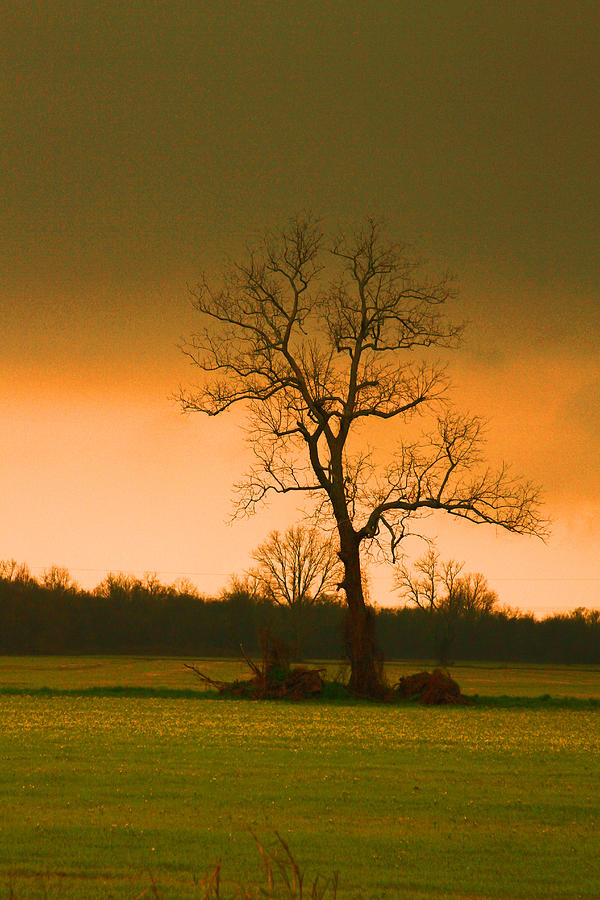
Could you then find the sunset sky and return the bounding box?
[2,1,598,615]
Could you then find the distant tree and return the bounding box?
[178,215,546,696]
[221,575,263,653]
[225,573,264,604]
[41,565,77,592]
[251,526,341,607]
[142,572,166,597]
[571,607,600,626]
[170,577,201,598]
[0,559,32,583]
[250,525,342,656]
[95,572,138,599]
[396,547,498,665]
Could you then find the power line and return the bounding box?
[487,577,600,582]
[20,565,232,578]
[13,565,600,583]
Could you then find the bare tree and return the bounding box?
[95,572,138,598]
[250,525,342,656]
[396,547,498,665]
[41,565,76,592]
[178,215,546,696]
[0,559,32,584]
[251,526,341,609]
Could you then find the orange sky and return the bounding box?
[1,2,598,616]
[1,331,598,616]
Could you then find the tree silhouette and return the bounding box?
[250,525,342,656]
[0,559,31,584]
[178,215,546,696]
[41,566,76,593]
[396,546,498,665]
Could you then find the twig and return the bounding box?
[239,643,263,679]
[183,663,228,691]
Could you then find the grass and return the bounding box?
[1,658,600,898]
[2,656,600,697]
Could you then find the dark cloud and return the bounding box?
[2,2,598,316]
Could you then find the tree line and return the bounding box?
[1,562,598,664]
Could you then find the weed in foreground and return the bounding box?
[249,830,338,900]
[141,831,338,899]
[6,833,338,900]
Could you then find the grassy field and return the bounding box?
[2,658,600,899]
[2,656,600,698]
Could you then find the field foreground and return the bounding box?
[2,658,599,899]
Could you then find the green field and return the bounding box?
[2,658,600,898]
[3,656,600,698]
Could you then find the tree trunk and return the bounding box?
[338,528,385,698]
[434,613,457,667]
[290,603,305,662]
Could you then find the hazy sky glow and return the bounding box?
[2,1,599,614]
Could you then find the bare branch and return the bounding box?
[357,411,548,547]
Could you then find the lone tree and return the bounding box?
[250,525,342,656]
[178,216,545,697]
[396,546,498,665]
